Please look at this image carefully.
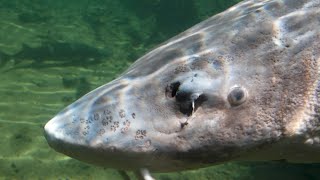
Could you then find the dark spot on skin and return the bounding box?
[174,64,190,74]
[119,109,126,118]
[104,109,111,115]
[255,9,262,13]
[85,119,91,124]
[94,113,99,120]
[121,126,129,133]
[102,120,108,126]
[136,130,141,135]
[131,113,136,119]
[102,114,113,125]
[120,128,126,133]
[225,55,234,62]
[144,140,151,148]
[191,58,210,70]
[123,120,130,126]
[98,129,105,136]
[181,122,188,128]
[106,115,113,122]
[141,130,146,136]
[135,129,147,140]
[114,121,119,128]
[72,116,78,124]
[110,121,120,132]
[121,120,131,133]
[80,118,85,124]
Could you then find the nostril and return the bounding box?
[166,81,180,98]
[176,91,207,116]
[166,81,207,116]
[195,94,207,109]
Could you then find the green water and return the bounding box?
[0,0,319,179]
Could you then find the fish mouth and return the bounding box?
[44,129,143,170]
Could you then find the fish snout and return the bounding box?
[43,87,160,170]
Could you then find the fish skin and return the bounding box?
[44,0,320,172]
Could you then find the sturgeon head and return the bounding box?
[44,0,320,172]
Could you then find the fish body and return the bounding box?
[44,0,320,172]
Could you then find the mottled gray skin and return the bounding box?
[44,0,320,173]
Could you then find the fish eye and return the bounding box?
[227,86,247,106]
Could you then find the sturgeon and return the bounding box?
[44,0,320,176]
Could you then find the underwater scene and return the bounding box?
[0,0,319,179]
